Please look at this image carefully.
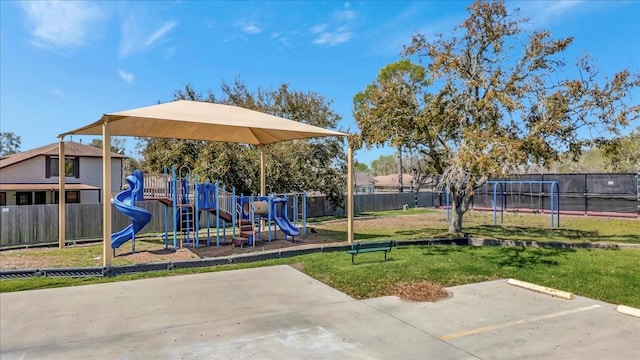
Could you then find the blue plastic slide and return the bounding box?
[271,197,300,237]
[111,170,152,249]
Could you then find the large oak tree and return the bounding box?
[398,0,638,232]
[138,80,347,207]
[353,59,431,193]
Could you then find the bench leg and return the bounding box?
[352,253,355,265]
[384,251,387,261]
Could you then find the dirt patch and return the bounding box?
[390,281,450,302]
[289,262,305,272]
[0,229,346,270]
[116,248,200,264]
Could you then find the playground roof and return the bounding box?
[59,100,347,145]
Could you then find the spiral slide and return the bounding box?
[271,197,300,237]
[111,171,152,249]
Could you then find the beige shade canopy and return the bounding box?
[57,99,354,267]
[59,100,347,144]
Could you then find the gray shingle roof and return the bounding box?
[0,141,126,169]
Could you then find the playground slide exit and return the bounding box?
[111,170,152,249]
[271,198,300,237]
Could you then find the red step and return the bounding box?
[240,231,254,238]
[232,237,248,248]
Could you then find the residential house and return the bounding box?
[0,141,126,205]
[373,173,414,192]
[354,172,377,194]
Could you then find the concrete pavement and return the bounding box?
[1,266,638,359]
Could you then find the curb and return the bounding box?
[508,279,574,300]
[616,305,640,318]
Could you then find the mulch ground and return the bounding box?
[390,281,451,302]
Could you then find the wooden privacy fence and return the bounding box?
[0,201,170,248]
[0,193,440,247]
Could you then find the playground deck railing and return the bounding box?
[142,173,170,199]
[218,187,234,215]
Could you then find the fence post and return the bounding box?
[584,173,588,216]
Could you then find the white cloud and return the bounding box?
[118,69,135,84]
[334,9,356,22]
[237,20,262,34]
[223,34,247,43]
[120,15,178,58]
[310,24,327,34]
[312,27,354,46]
[271,32,291,47]
[514,0,585,27]
[21,1,103,49]
[145,21,177,47]
[310,4,357,47]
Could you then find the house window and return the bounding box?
[16,192,33,205]
[0,192,6,206]
[46,156,79,178]
[34,191,47,205]
[66,191,80,203]
[53,191,81,204]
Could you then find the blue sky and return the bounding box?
[1,1,639,166]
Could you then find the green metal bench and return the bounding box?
[346,241,394,264]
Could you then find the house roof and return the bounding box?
[355,172,377,185]
[0,183,100,191]
[374,173,415,188]
[0,141,126,169]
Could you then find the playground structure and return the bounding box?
[111,166,307,252]
[57,99,353,267]
[445,180,561,228]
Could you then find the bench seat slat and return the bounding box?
[346,241,394,264]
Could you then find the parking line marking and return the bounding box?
[438,305,601,341]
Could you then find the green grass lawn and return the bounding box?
[316,209,640,244]
[2,246,639,308]
[2,209,638,308]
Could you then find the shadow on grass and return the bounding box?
[419,244,576,269]
[468,225,600,241]
[394,228,449,238]
[492,246,575,268]
[465,225,640,244]
[313,228,396,242]
[352,257,399,266]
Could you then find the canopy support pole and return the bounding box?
[347,142,354,244]
[102,121,113,267]
[260,146,266,196]
[58,138,66,249]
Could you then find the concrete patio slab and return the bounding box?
[364,279,640,360]
[1,267,638,359]
[1,266,473,360]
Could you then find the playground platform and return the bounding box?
[2,266,638,359]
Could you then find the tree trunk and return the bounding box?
[397,147,403,193]
[448,191,471,233]
[448,201,464,233]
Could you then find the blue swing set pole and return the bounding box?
[491,180,560,228]
[446,189,450,221]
